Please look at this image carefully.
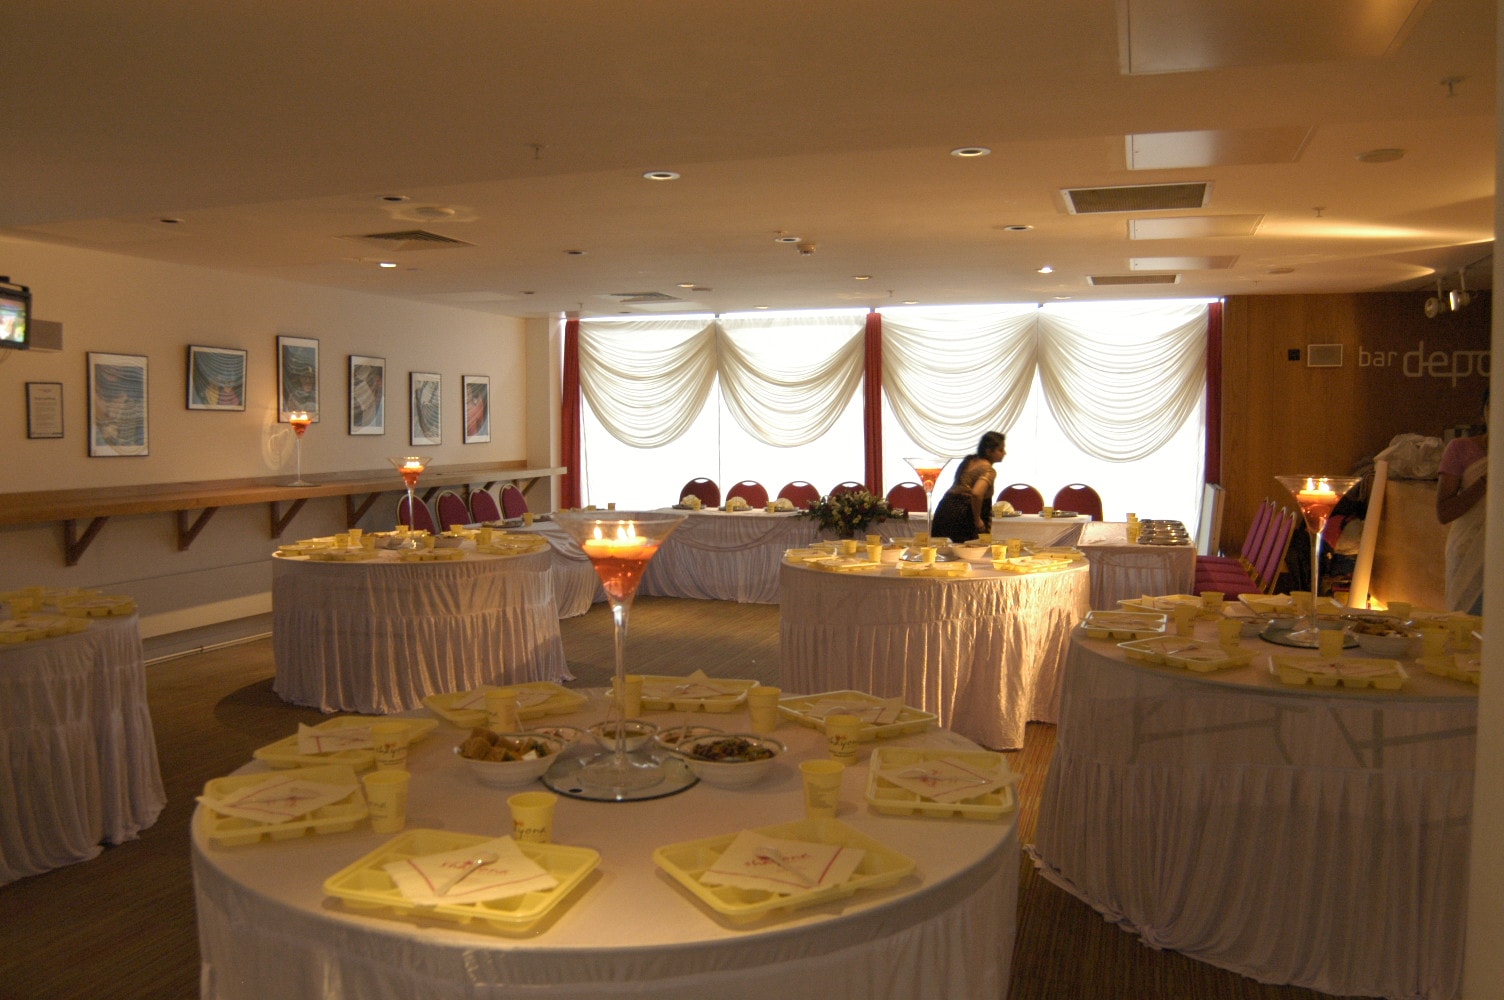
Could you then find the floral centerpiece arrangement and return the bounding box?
[797,490,909,538]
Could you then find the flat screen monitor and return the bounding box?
[0,284,29,350]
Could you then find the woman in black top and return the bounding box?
[929,431,1007,543]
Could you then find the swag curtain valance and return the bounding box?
[578,301,1208,463]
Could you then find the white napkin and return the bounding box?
[879,757,1015,804]
[807,696,903,725]
[384,837,558,905]
[200,774,357,824]
[452,686,555,712]
[296,722,373,754]
[700,831,864,895]
[643,669,741,700]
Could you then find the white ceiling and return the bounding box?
[1,0,1495,318]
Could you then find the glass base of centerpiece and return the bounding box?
[543,749,698,803]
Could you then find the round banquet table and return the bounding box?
[778,559,1091,750]
[507,520,605,618]
[1030,621,1477,1000]
[0,613,166,885]
[1074,521,1196,610]
[191,696,1018,1000]
[272,546,567,714]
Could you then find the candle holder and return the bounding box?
[1275,474,1361,646]
[545,509,692,801]
[388,456,430,547]
[286,412,313,486]
[904,455,950,523]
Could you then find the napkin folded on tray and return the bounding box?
[642,669,744,700]
[878,757,1017,804]
[700,831,864,895]
[296,723,373,754]
[199,773,357,824]
[384,836,558,905]
[805,695,904,725]
[448,685,557,713]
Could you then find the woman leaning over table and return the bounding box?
[930,431,1007,544]
[1436,386,1488,615]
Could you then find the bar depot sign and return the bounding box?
[1358,340,1490,386]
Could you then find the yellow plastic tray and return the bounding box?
[253,716,439,770]
[1081,610,1167,640]
[53,594,138,617]
[990,555,1073,575]
[323,828,600,935]
[422,682,588,729]
[1420,653,1482,685]
[865,747,1017,819]
[1117,636,1252,672]
[652,817,915,923]
[302,548,381,562]
[776,690,936,740]
[198,764,367,847]
[397,548,467,562]
[1269,656,1407,690]
[0,615,90,642]
[1238,593,1344,616]
[638,675,757,713]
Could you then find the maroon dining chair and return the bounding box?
[1052,483,1103,521]
[777,481,821,509]
[468,487,503,523]
[828,481,864,497]
[433,490,471,531]
[397,494,438,534]
[499,484,529,518]
[998,483,1044,514]
[726,480,769,507]
[679,478,721,507]
[884,482,928,513]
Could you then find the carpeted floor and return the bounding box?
[0,598,1370,999]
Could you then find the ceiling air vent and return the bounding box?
[341,229,474,251]
[608,291,683,305]
[1088,273,1181,286]
[1063,182,1210,214]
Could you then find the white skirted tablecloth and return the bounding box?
[779,560,1091,749]
[1075,521,1196,610]
[192,695,1017,1000]
[272,547,567,714]
[0,614,166,885]
[985,513,1085,548]
[1031,624,1477,1000]
[511,521,606,618]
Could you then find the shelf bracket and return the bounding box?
[175,508,218,551]
[269,499,308,539]
[62,517,110,567]
[345,492,384,528]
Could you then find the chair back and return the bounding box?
[998,483,1044,514]
[885,482,928,514]
[397,494,437,534]
[679,478,721,507]
[434,490,471,531]
[1053,483,1103,521]
[1238,499,1274,562]
[1252,509,1297,594]
[726,480,769,507]
[468,488,503,523]
[829,481,864,497]
[499,484,529,519]
[777,481,821,509]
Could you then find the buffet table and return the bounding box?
[778,560,1091,749]
[1075,521,1196,609]
[272,546,567,714]
[1031,623,1477,1000]
[0,614,166,884]
[985,513,1086,548]
[192,696,1018,1000]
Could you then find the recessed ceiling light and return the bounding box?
[755,305,770,310]
[950,146,991,158]
[378,261,397,268]
[1037,265,1054,274]
[1001,224,1033,232]
[1356,148,1405,164]
[565,249,587,256]
[678,283,696,288]
[643,170,680,181]
[158,217,183,225]
[378,194,410,203]
[774,235,802,244]
[854,275,872,281]
[902,300,919,305]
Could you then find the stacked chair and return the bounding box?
[1194,499,1296,595]
[726,480,769,507]
[998,483,1044,514]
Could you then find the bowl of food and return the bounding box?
[653,724,723,752]
[1348,617,1419,658]
[674,733,785,788]
[587,718,659,752]
[529,724,586,746]
[455,730,566,787]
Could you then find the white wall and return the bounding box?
[0,235,536,640]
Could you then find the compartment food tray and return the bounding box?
[776,690,936,740]
[1081,610,1168,640]
[1239,593,1344,616]
[637,675,757,713]
[865,747,1017,819]
[1117,594,1217,618]
[423,683,588,729]
[1117,636,1253,672]
[652,817,915,923]
[1420,653,1482,685]
[1269,656,1406,689]
[198,764,367,846]
[990,555,1073,575]
[322,828,600,934]
[253,716,439,770]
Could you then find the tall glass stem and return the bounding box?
[1306,522,1324,633]
[608,596,631,766]
[404,486,416,529]
[295,437,304,485]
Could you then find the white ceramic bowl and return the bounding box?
[675,733,785,788]
[529,724,586,746]
[456,732,566,787]
[653,724,724,751]
[587,719,659,752]
[1353,630,1419,658]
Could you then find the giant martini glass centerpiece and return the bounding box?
[904,456,950,522]
[1275,474,1362,646]
[389,456,430,548]
[546,509,691,801]
[286,412,313,487]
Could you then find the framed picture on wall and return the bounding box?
[348,354,386,435]
[87,352,149,457]
[26,381,64,439]
[462,374,490,444]
[410,371,441,446]
[277,334,319,422]
[186,345,247,411]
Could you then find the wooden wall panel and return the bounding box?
[1217,292,1490,562]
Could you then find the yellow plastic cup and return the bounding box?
[363,770,410,833]
[825,714,863,765]
[508,791,558,843]
[484,688,521,731]
[370,722,410,771]
[747,685,782,733]
[800,759,844,818]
